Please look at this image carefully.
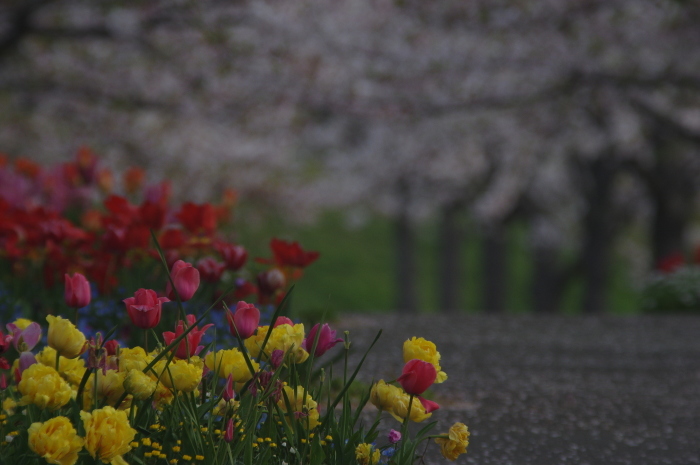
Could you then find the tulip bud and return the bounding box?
[166,260,200,302]
[224,418,234,443]
[64,273,91,308]
[226,301,260,340]
[303,323,343,357]
[222,375,235,402]
[397,359,437,396]
[272,316,294,328]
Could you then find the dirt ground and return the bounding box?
[335,313,700,465]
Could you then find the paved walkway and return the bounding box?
[337,314,700,465]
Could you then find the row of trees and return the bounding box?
[2,0,700,312]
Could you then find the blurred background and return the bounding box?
[2,0,700,315]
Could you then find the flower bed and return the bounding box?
[0,151,468,464]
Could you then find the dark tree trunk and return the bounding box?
[482,225,507,313]
[531,245,561,313]
[580,158,618,314]
[395,179,418,313]
[438,201,464,312]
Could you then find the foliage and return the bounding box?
[642,266,700,313]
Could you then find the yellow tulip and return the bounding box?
[403,337,447,383]
[434,422,470,461]
[46,315,87,359]
[28,416,84,465]
[81,406,136,464]
[18,364,72,410]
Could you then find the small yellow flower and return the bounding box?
[124,369,157,400]
[204,348,259,383]
[355,443,380,465]
[434,422,469,461]
[46,315,87,359]
[18,364,72,410]
[81,406,136,464]
[370,380,431,423]
[28,416,84,465]
[403,337,447,383]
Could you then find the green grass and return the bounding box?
[236,211,641,315]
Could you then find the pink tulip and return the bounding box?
[123,289,169,329]
[222,375,235,402]
[388,429,402,444]
[197,257,226,283]
[0,330,11,354]
[65,273,91,308]
[224,417,235,443]
[216,243,248,271]
[226,301,260,339]
[302,323,343,357]
[6,322,42,352]
[397,359,437,396]
[162,314,213,359]
[273,316,294,328]
[166,260,200,302]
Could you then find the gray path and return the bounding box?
[336,314,700,465]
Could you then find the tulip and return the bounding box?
[397,359,437,396]
[46,315,88,359]
[0,329,11,354]
[226,301,260,339]
[419,396,440,414]
[123,289,169,329]
[388,429,402,444]
[272,316,294,328]
[64,273,91,308]
[216,242,248,271]
[257,268,286,296]
[197,257,226,283]
[166,260,200,302]
[222,374,235,402]
[6,322,41,353]
[224,417,235,443]
[303,323,344,357]
[162,314,213,359]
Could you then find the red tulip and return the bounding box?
[65,273,91,308]
[269,238,320,268]
[257,268,286,296]
[123,289,169,329]
[166,260,200,302]
[197,257,225,283]
[216,242,248,271]
[303,323,343,357]
[418,396,440,413]
[226,301,260,339]
[397,359,437,396]
[162,314,213,359]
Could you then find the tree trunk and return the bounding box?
[395,179,418,313]
[482,225,507,313]
[580,158,617,314]
[438,201,464,313]
[531,245,561,313]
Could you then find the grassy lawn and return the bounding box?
[237,211,641,315]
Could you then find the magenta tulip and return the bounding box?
[166,260,200,302]
[397,359,437,396]
[224,417,235,443]
[303,323,343,357]
[65,273,91,308]
[123,289,169,329]
[226,301,260,339]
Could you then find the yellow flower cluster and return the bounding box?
[18,364,73,410]
[277,385,320,430]
[204,348,258,383]
[244,323,309,363]
[370,380,432,422]
[403,337,447,383]
[28,416,83,465]
[35,346,87,386]
[355,443,381,465]
[434,422,470,461]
